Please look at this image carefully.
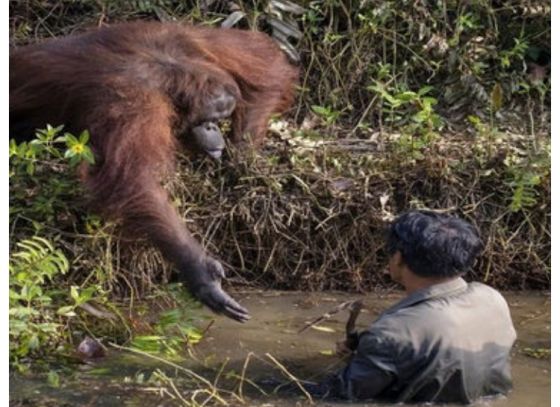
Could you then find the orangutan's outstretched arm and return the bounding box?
[83,91,249,322]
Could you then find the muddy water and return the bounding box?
[10,291,550,406]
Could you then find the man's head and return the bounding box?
[386,210,483,283]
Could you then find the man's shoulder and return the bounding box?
[367,282,511,337]
[465,281,510,308]
[467,281,501,293]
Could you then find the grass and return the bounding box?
[164,127,549,291]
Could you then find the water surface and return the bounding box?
[10,290,550,406]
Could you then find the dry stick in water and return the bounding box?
[152,369,190,405]
[108,343,239,405]
[212,357,230,392]
[265,353,314,404]
[298,299,362,334]
[237,351,252,400]
[234,352,269,400]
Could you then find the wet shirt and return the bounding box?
[330,278,517,404]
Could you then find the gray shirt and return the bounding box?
[331,278,517,403]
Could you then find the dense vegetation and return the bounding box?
[9,0,550,369]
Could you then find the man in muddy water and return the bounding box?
[312,210,517,404]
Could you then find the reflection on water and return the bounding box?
[10,291,550,407]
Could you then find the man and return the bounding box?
[320,210,517,403]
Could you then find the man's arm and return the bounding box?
[330,332,398,400]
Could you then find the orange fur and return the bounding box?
[10,22,299,319]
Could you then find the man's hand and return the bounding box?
[335,339,354,358]
[336,331,360,358]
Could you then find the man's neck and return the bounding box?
[402,273,459,295]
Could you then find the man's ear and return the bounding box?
[394,250,404,265]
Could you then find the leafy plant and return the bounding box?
[9,126,103,369]
[508,172,542,212]
[10,124,94,173]
[131,284,206,357]
[9,237,69,366]
[10,125,94,225]
[369,83,442,134]
[311,104,341,127]
[368,84,442,161]
[468,111,550,214]
[505,143,550,213]
[10,126,212,373]
[499,37,529,69]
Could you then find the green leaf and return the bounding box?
[418,86,433,96]
[311,105,330,116]
[70,286,79,302]
[64,133,79,145]
[131,335,165,353]
[83,149,95,165]
[79,130,90,144]
[396,91,417,102]
[179,326,203,344]
[18,142,28,156]
[9,139,18,157]
[28,334,40,350]
[57,305,76,317]
[47,371,60,388]
[76,286,97,305]
[26,162,35,176]
[36,323,59,333]
[9,307,40,317]
[422,97,438,106]
[378,89,400,106]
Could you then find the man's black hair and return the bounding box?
[386,210,483,278]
